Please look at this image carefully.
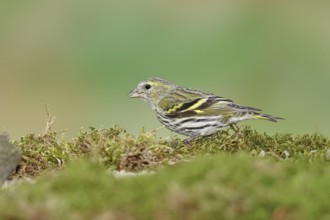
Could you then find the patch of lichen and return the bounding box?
[13,125,330,178]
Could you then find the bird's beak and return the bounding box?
[128,88,142,98]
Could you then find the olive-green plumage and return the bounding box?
[129,77,282,138]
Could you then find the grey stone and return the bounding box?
[0,134,21,185]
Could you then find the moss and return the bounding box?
[1,154,330,220]
[2,125,330,219]
[192,127,330,162]
[13,125,330,178]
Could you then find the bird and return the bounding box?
[128,77,282,140]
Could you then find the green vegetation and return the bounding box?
[1,126,329,219]
[2,1,330,219]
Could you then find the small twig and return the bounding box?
[44,104,55,135]
[146,125,165,135]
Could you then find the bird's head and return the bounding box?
[128,77,174,109]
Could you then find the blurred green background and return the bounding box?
[1,1,329,139]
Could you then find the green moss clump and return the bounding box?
[15,131,72,177]
[192,127,330,161]
[1,154,330,220]
[14,125,330,178]
[2,125,330,219]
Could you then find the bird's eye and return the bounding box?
[145,84,151,90]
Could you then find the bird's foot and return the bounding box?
[183,136,201,146]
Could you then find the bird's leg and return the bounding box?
[221,129,230,136]
[229,124,240,138]
[183,136,201,146]
[183,137,194,146]
[229,124,239,132]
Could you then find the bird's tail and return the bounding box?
[253,113,284,122]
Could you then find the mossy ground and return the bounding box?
[1,125,330,219]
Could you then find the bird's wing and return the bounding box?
[158,95,260,118]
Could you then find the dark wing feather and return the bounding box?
[159,95,252,118]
